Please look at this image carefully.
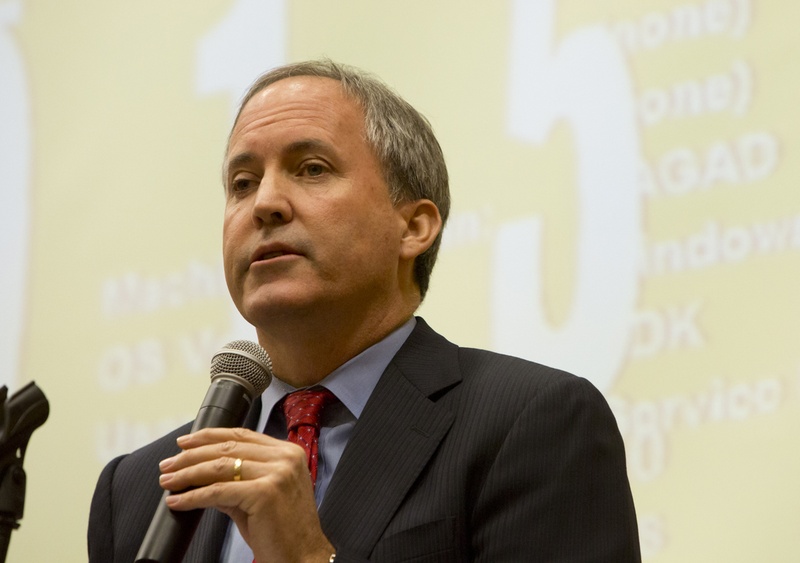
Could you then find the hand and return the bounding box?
[158,427,335,563]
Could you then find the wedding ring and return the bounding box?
[233,458,243,481]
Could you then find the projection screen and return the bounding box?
[1,0,796,560]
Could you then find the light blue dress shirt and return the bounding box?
[221,318,416,562]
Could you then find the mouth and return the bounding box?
[259,250,291,260]
[250,244,302,265]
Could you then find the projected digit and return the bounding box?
[495,0,641,391]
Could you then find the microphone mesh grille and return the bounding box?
[210,340,273,396]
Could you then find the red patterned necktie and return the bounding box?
[282,388,338,488]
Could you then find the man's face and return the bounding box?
[223,76,410,329]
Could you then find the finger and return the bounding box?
[161,435,289,473]
[164,479,241,511]
[176,427,262,449]
[161,442,307,491]
[161,455,257,491]
[160,441,242,473]
[164,455,312,513]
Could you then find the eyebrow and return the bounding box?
[225,152,258,173]
[283,138,336,156]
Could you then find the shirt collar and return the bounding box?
[257,317,416,427]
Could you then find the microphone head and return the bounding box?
[210,340,273,398]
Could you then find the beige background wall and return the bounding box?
[1,0,797,560]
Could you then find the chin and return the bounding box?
[241,292,322,324]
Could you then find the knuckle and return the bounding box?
[232,427,250,439]
[205,481,226,496]
[286,443,307,463]
[219,440,237,453]
[272,463,294,483]
[274,445,310,480]
[214,456,232,473]
[203,481,225,502]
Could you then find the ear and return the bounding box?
[396,199,443,260]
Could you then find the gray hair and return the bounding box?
[228,59,450,300]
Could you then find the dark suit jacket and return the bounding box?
[88,318,640,562]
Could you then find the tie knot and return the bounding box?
[283,388,338,433]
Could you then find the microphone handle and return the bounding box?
[135,378,254,563]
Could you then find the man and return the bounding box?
[88,60,640,562]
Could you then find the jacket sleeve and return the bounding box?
[471,376,641,562]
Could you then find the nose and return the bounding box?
[251,172,293,227]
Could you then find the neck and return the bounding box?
[254,299,417,388]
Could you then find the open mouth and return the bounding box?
[251,245,302,265]
[260,251,291,260]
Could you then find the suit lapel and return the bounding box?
[184,509,229,562]
[319,319,460,557]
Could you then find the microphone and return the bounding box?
[135,340,273,563]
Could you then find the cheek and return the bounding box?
[222,206,240,237]
[344,213,402,264]
[222,206,248,247]
[222,217,245,281]
[221,246,239,299]
[221,228,234,269]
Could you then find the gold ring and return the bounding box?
[233,458,243,481]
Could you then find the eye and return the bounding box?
[299,160,329,178]
[229,175,258,194]
[306,163,325,176]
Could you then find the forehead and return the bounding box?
[229,76,366,149]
